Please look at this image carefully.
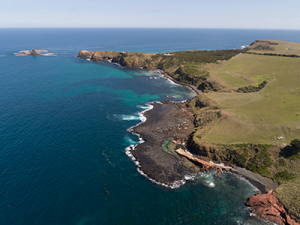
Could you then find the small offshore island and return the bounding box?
[78,40,300,225]
[15,49,56,56]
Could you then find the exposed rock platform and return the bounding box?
[131,101,197,185]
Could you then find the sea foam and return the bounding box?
[121,115,141,121]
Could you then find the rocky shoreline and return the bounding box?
[130,100,294,225]
[128,99,278,191]
[130,101,197,186]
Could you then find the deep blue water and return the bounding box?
[1,28,299,225]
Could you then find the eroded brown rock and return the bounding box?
[246,189,300,225]
[175,148,223,174]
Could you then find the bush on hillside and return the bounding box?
[237,81,267,93]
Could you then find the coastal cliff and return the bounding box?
[77,49,244,92]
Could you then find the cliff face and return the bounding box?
[78,50,94,59]
[246,190,300,225]
[78,50,156,68]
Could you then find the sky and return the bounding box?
[1,0,300,29]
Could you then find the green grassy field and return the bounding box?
[201,53,300,144]
[248,39,300,56]
[191,41,300,221]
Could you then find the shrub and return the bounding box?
[274,170,295,181]
[237,81,267,93]
[156,62,164,70]
[291,139,300,152]
[278,158,286,166]
[280,139,300,159]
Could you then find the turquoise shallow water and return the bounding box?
[1,28,299,225]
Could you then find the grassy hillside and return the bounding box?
[248,40,300,56]
[201,53,300,145]
[186,40,300,222]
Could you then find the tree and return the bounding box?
[291,139,300,152]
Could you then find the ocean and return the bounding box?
[1,28,300,225]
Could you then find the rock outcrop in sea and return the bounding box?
[15,49,56,56]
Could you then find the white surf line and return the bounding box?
[124,102,190,189]
[225,171,260,193]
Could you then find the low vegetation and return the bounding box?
[274,170,295,182]
[236,80,267,93]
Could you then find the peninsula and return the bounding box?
[78,40,300,225]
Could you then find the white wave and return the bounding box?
[136,105,152,110]
[125,146,136,161]
[200,172,217,188]
[137,168,186,189]
[124,136,139,145]
[184,175,195,180]
[167,79,176,85]
[124,101,189,189]
[121,115,141,121]
[138,138,144,144]
[137,103,153,123]
[208,182,215,187]
[241,45,249,49]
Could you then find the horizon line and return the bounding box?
[1,27,300,31]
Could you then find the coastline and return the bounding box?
[129,101,198,186]
[129,99,277,193]
[153,69,201,95]
[78,51,298,224]
[79,52,278,192]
